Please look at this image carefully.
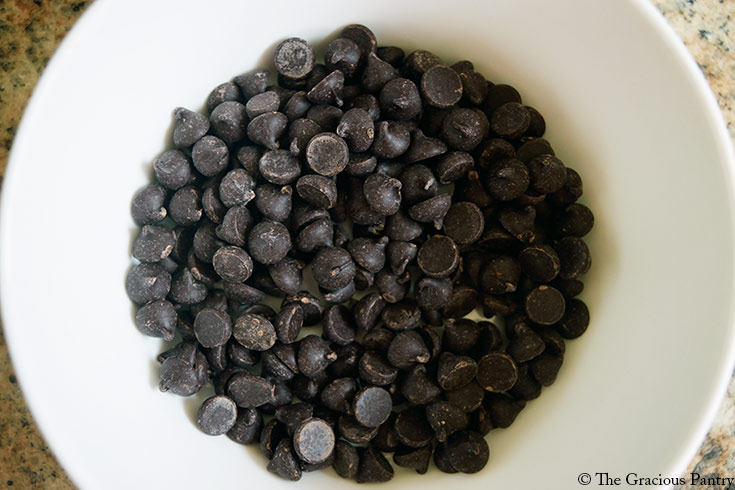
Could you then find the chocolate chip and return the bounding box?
[459,70,488,106]
[408,193,452,229]
[153,150,192,191]
[226,407,263,445]
[443,201,485,245]
[434,443,459,473]
[548,167,584,207]
[210,100,248,143]
[371,120,411,158]
[283,92,312,122]
[196,395,238,435]
[363,173,403,216]
[172,107,210,148]
[417,235,460,278]
[126,263,171,305]
[384,208,423,241]
[361,52,399,93]
[307,104,344,131]
[234,69,270,99]
[260,418,289,459]
[352,386,392,428]
[131,185,168,225]
[376,46,404,67]
[519,244,561,282]
[421,64,463,108]
[272,303,303,344]
[490,102,530,139]
[222,281,265,307]
[381,299,421,331]
[273,37,315,79]
[506,323,546,362]
[267,439,302,481]
[527,154,567,194]
[402,50,442,82]
[255,184,292,222]
[379,78,421,120]
[336,108,375,152]
[399,164,439,204]
[444,318,481,354]
[248,220,292,265]
[357,445,394,483]
[404,129,448,164]
[444,430,489,473]
[442,284,479,318]
[393,445,432,474]
[394,406,434,448]
[340,24,377,62]
[525,285,566,325]
[135,300,177,341]
[555,236,591,280]
[427,401,470,442]
[258,149,301,184]
[216,205,252,247]
[530,352,564,386]
[485,393,525,429]
[556,203,594,237]
[555,298,590,339]
[477,352,518,392]
[307,70,345,106]
[482,83,522,116]
[283,291,325,326]
[334,440,360,479]
[168,186,202,226]
[339,414,379,444]
[133,225,176,264]
[435,151,474,184]
[486,158,530,201]
[437,352,477,391]
[386,330,429,368]
[288,118,321,156]
[359,350,398,386]
[385,241,417,276]
[248,112,289,150]
[227,371,275,408]
[445,381,485,413]
[456,171,492,211]
[233,313,277,351]
[440,108,487,151]
[325,38,362,78]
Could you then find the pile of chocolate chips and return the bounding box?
[126,24,593,482]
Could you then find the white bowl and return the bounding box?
[2,0,734,488]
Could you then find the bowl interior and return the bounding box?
[2,0,734,488]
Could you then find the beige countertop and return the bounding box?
[0,0,733,488]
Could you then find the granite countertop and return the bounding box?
[0,0,734,488]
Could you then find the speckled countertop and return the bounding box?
[0,0,734,488]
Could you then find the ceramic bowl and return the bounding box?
[2,0,734,488]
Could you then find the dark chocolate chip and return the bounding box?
[426,401,470,442]
[394,406,434,448]
[443,201,485,245]
[273,37,315,79]
[444,430,489,473]
[172,107,210,148]
[421,64,463,108]
[393,445,432,474]
[196,395,238,436]
[267,439,302,481]
[233,313,277,351]
[437,352,477,390]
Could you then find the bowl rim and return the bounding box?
[2,0,734,487]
